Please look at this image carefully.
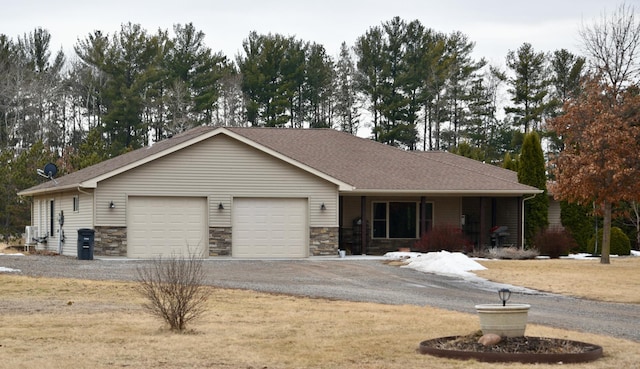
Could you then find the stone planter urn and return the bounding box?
[475,303,530,337]
[475,288,530,337]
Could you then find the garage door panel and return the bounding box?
[233,198,307,258]
[128,197,207,258]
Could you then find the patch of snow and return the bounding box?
[0,252,24,273]
[562,253,601,260]
[385,250,486,278]
[0,267,21,273]
[632,250,640,257]
[384,251,549,295]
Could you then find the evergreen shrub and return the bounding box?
[560,201,594,253]
[587,227,631,255]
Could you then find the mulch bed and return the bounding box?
[418,331,603,363]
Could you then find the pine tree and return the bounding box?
[442,31,486,149]
[354,26,385,140]
[503,43,550,133]
[334,42,360,134]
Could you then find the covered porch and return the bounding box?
[338,194,524,255]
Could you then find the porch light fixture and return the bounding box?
[218,202,224,210]
[109,201,115,209]
[498,288,511,306]
[320,203,326,211]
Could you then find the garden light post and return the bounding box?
[498,288,511,306]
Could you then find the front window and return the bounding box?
[372,202,418,239]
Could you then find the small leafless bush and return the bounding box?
[533,227,577,258]
[135,252,211,331]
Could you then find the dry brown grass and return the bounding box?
[0,271,639,369]
[475,257,640,304]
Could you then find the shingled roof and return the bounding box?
[19,126,540,196]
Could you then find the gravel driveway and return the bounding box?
[2,254,639,342]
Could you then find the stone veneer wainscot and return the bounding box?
[94,226,127,256]
[209,227,232,256]
[310,227,339,256]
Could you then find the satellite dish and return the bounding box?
[37,163,58,184]
[44,163,58,178]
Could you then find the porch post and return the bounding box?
[491,198,497,227]
[420,196,427,236]
[517,196,523,248]
[339,196,344,249]
[360,196,367,254]
[479,197,488,247]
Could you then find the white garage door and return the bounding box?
[127,197,207,258]
[233,198,307,258]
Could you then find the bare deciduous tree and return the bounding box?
[580,2,640,92]
[135,252,211,331]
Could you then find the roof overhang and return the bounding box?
[342,189,544,196]
[18,184,83,197]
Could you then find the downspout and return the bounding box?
[76,186,95,255]
[57,211,64,254]
[521,193,537,249]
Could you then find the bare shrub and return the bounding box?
[413,225,473,253]
[135,252,211,331]
[533,227,577,258]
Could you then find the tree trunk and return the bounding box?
[601,200,612,264]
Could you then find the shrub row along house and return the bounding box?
[18,127,541,258]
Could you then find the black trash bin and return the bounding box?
[77,228,95,260]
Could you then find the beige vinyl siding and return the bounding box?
[32,190,94,256]
[95,134,337,228]
[60,190,94,256]
[432,197,462,227]
[548,197,563,229]
[33,196,56,251]
[28,198,48,249]
[35,198,45,239]
[340,196,363,228]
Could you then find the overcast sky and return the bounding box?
[1,0,634,66]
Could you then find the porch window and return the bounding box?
[372,202,418,239]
